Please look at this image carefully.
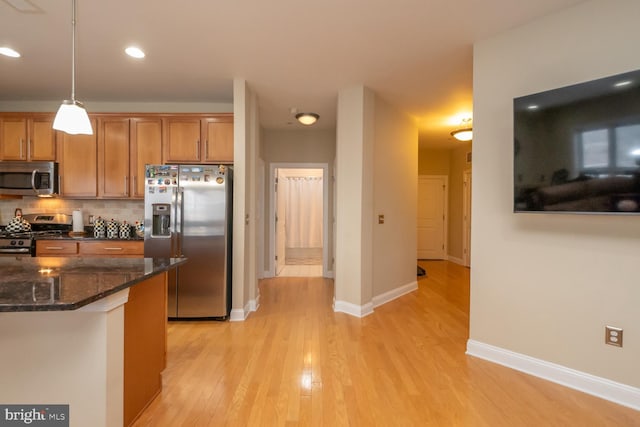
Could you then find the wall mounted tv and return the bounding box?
[514,69,640,214]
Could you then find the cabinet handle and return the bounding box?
[196,140,200,158]
[124,176,129,196]
[205,140,209,157]
[103,247,123,251]
[133,176,138,196]
[45,246,64,250]
[27,138,31,159]
[19,138,24,159]
[58,175,63,195]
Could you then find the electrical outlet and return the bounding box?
[605,326,623,347]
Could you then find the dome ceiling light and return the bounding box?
[450,117,472,141]
[295,112,319,126]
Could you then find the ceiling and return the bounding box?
[0,0,585,149]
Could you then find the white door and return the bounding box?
[463,170,472,267]
[417,176,447,259]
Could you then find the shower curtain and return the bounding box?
[283,176,323,248]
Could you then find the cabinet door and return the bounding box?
[57,119,98,197]
[164,119,201,162]
[99,117,130,198]
[203,118,233,163]
[0,117,27,160]
[130,118,162,198]
[29,116,57,161]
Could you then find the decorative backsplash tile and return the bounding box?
[0,197,144,226]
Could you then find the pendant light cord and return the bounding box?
[71,0,77,102]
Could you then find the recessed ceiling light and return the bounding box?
[614,80,632,88]
[125,46,145,59]
[0,47,21,58]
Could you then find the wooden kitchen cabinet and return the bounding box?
[36,240,79,256]
[203,117,234,163]
[0,114,56,161]
[36,239,143,257]
[98,117,130,198]
[130,118,162,198]
[97,116,162,199]
[164,114,233,163]
[56,118,98,197]
[79,240,143,257]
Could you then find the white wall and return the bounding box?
[372,97,417,298]
[230,79,260,321]
[471,0,640,392]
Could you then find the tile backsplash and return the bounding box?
[0,197,144,227]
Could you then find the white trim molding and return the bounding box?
[447,255,465,266]
[372,281,418,308]
[466,339,640,411]
[333,300,374,318]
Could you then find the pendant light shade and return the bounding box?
[53,100,93,135]
[53,0,93,135]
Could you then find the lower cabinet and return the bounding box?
[36,240,143,257]
[123,272,167,426]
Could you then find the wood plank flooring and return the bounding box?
[132,261,640,426]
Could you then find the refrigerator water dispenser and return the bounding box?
[152,204,171,237]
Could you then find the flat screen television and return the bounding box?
[514,69,640,214]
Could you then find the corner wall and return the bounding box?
[471,0,640,399]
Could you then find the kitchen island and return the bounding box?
[0,257,186,427]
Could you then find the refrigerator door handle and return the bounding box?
[174,187,184,257]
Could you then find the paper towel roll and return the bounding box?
[72,210,84,233]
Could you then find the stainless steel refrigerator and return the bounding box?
[144,164,233,319]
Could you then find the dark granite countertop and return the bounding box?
[34,234,144,242]
[0,257,186,312]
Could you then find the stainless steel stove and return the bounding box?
[0,213,72,257]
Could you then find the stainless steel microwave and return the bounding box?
[0,161,58,196]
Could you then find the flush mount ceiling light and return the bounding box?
[450,117,473,141]
[53,0,93,135]
[295,113,319,126]
[0,47,21,58]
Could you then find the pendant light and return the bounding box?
[53,0,93,135]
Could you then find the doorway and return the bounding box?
[270,163,329,277]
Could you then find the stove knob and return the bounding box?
[17,240,24,246]
[10,240,16,246]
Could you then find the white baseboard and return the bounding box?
[372,281,418,308]
[447,255,465,265]
[466,339,640,411]
[262,270,272,278]
[229,299,255,322]
[229,309,247,322]
[333,299,374,318]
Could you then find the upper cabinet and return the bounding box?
[0,114,56,161]
[130,118,162,198]
[57,119,98,198]
[164,114,233,164]
[98,116,163,199]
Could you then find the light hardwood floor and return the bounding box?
[132,261,639,426]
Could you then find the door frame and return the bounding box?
[268,162,330,277]
[462,170,472,267]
